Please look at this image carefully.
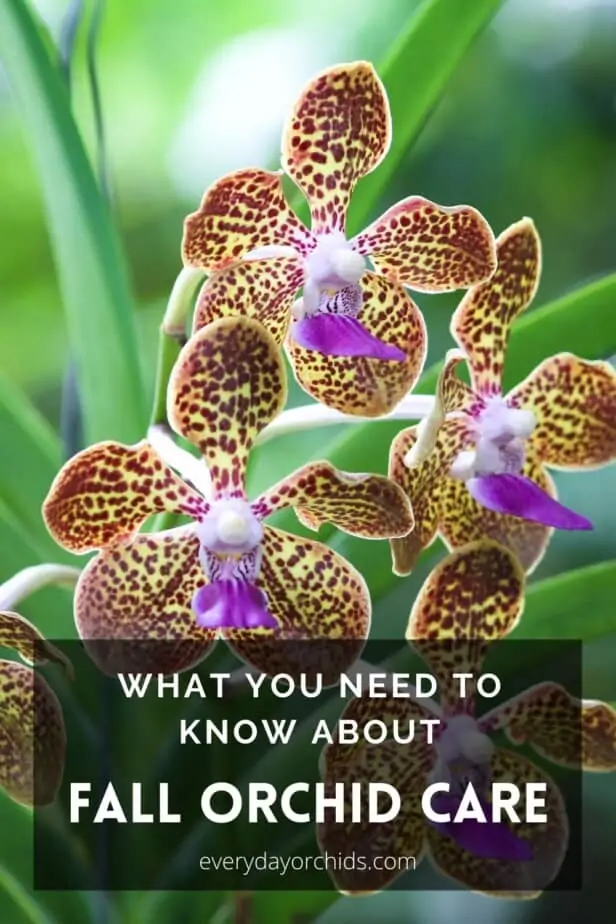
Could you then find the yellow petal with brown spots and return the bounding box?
[43,440,207,554]
[287,272,426,416]
[407,541,525,714]
[353,197,496,291]
[168,317,287,497]
[388,419,468,575]
[508,353,616,469]
[438,450,554,573]
[481,682,616,771]
[251,461,413,539]
[226,526,370,684]
[0,610,71,675]
[182,168,311,271]
[451,218,541,398]
[282,62,391,236]
[318,695,431,893]
[0,657,65,806]
[75,525,215,675]
[192,257,304,345]
[427,748,568,898]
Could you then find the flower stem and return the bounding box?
[256,393,436,446]
[0,564,81,611]
[148,423,213,500]
[149,266,205,428]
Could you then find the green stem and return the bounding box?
[149,266,205,428]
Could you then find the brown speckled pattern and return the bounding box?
[427,749,568,897]
[193,257,304,345]
[281,62,391,235]
[0,656,66,807]
[43,439,207,553]
[509,353,616,469]
[451,218,541,397]
[406,541,525,715]
[481,682,616,771]
[388,419,469,575]
[251,460,414,539]
[287,272,426,416]
[226,526,370,684]
[354,197,497,292]
[182,168,311,270]
[168,317,287,497]
[75,526,216,674]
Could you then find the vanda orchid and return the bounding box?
[42,317,413,678]
[318,541,616,897]
[182,61,497,417]
[389,218,616,573]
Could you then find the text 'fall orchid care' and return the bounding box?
[42,317,413,678]
[319,541,616,896]
[390,218,616,573]
[182,61,497,416]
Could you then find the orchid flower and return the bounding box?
[43,317,413,678]
[319,541,616,896]
[0,609,68,806]
[182,61,496,417]
[389,218,616,573]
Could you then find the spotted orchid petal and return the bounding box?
[318,696,432,893]
[168,317,286,497]
[43,440,208,554]
[439,451,555,573]
[75,526,216,675]
[480,683,616,771]
[226,526,370,683]
[508,353,616,469]
[192,257,304,345]
[0,610,71,673]
[468,473,592,530]
[388,419,469,575]
[451,218,541,398]
[0,612,67,806]
[182,168,312,272]
[407,541,525,716]
[281,62,391,236]
[352,197,496,292]
[251,460,413,539]
[287,273,426,416]
[427,748,568,897]
[291,314,407,362]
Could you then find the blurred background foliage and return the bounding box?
[1,0,615,921]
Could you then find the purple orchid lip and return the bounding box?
[292,314,407,362]
[192,580,278,630]
[430,793,533,862]
[468,473,593,531]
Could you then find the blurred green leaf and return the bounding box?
[0,375,66,558]
[0,0,146,444]
[347,0,506,233]
[511,559,616,641]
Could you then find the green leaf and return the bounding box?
[0,375,66,558]
[511,559,616,641]
[0,0,146,444]
[347,0,506,233]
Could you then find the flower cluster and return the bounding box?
[29,59,616,896]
